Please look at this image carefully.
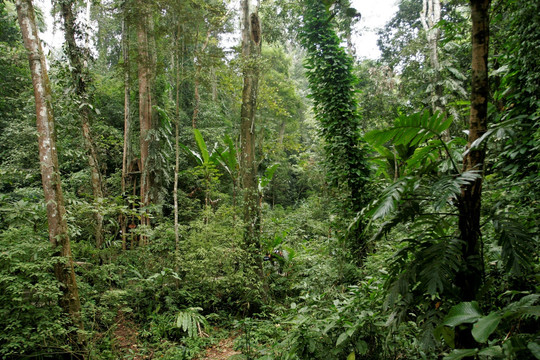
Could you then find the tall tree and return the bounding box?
[121,1,131,250]
[15,0,83,333]
[456,0,490,302]
[59,0,105,248]
[239,0,262,248]
[135,0,155,242]
[420,0,443,115]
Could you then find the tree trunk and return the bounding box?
[174,25,182,252]
[121,9,130,251]
[420,0,444,116]
[15,0,83,335]
[455,0,490,349]
[240,0,261,247]
[191,29,211,129]
[136,0,153,243]
[458,0,490,302]
[456,0,490,349]
[60,1,105,249]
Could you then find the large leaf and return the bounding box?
[471,312,501,343]
[193,128,209,164]
[431,171,481,211]
[443,302,482,327]
[365,111,451,147]
[369,177,412,220]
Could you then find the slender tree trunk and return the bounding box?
[455,2,490,350]
[15,0,83,335]
[121,10,130,250]
[174,25,182,252]
[60,1,105,249]
[192,29,211,129]
[420,0,444,114]
[457,0,490,302]
[136,0,153,244]
[240,0,261,247]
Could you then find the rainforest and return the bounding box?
[0,0,538,359]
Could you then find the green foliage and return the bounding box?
[300,0,371,213]
[0,227,72,358]
[176,307,208,338]
[439,294,540,359]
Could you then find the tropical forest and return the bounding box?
[0,0,538,358]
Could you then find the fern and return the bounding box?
[369,177,415,220]
[364,111,452,148]
[491,213,534,275]
[430,171,481,211]
[176,307,208,338]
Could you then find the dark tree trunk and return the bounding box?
[455,0,490,350]
[15,0,83,336]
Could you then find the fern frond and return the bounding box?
[176,307,207,338]
[431,171,481,211]
[365,111,451,148]
[491,213,534,275]
[369,177,414,220]
[418,237,463,295]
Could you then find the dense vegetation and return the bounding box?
[0,0,538,359]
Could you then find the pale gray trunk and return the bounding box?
[15,0,83,334]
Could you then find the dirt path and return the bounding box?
[197,335,241,360]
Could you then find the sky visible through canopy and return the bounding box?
[38,0,398,60]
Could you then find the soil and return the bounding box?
[113,312,151,360]
[197,335,241,360]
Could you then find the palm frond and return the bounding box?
[365,111,451,148]
[491,213,535,275]
[431,171,481,211]
[368,177,414,220]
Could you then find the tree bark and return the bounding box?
[240,0,261,247]
[457,0,489,302]
[420,0,444,116]
[121,8,130,250]
[136,0,153,243]
[60,0,105,249]
[15,0,83,334]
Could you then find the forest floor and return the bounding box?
[113,312,150,359]
[196,335,241,359]
[112,311,240,359]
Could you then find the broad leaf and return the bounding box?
[443,302,482,327]
[471,312,501,343]
[193,129,209,164]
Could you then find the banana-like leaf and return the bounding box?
[193,128,209,164]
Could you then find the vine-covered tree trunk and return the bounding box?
[300,0,371,259]
[15,0,83,334]
[240,0,262,267]
[60,0,105,248]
